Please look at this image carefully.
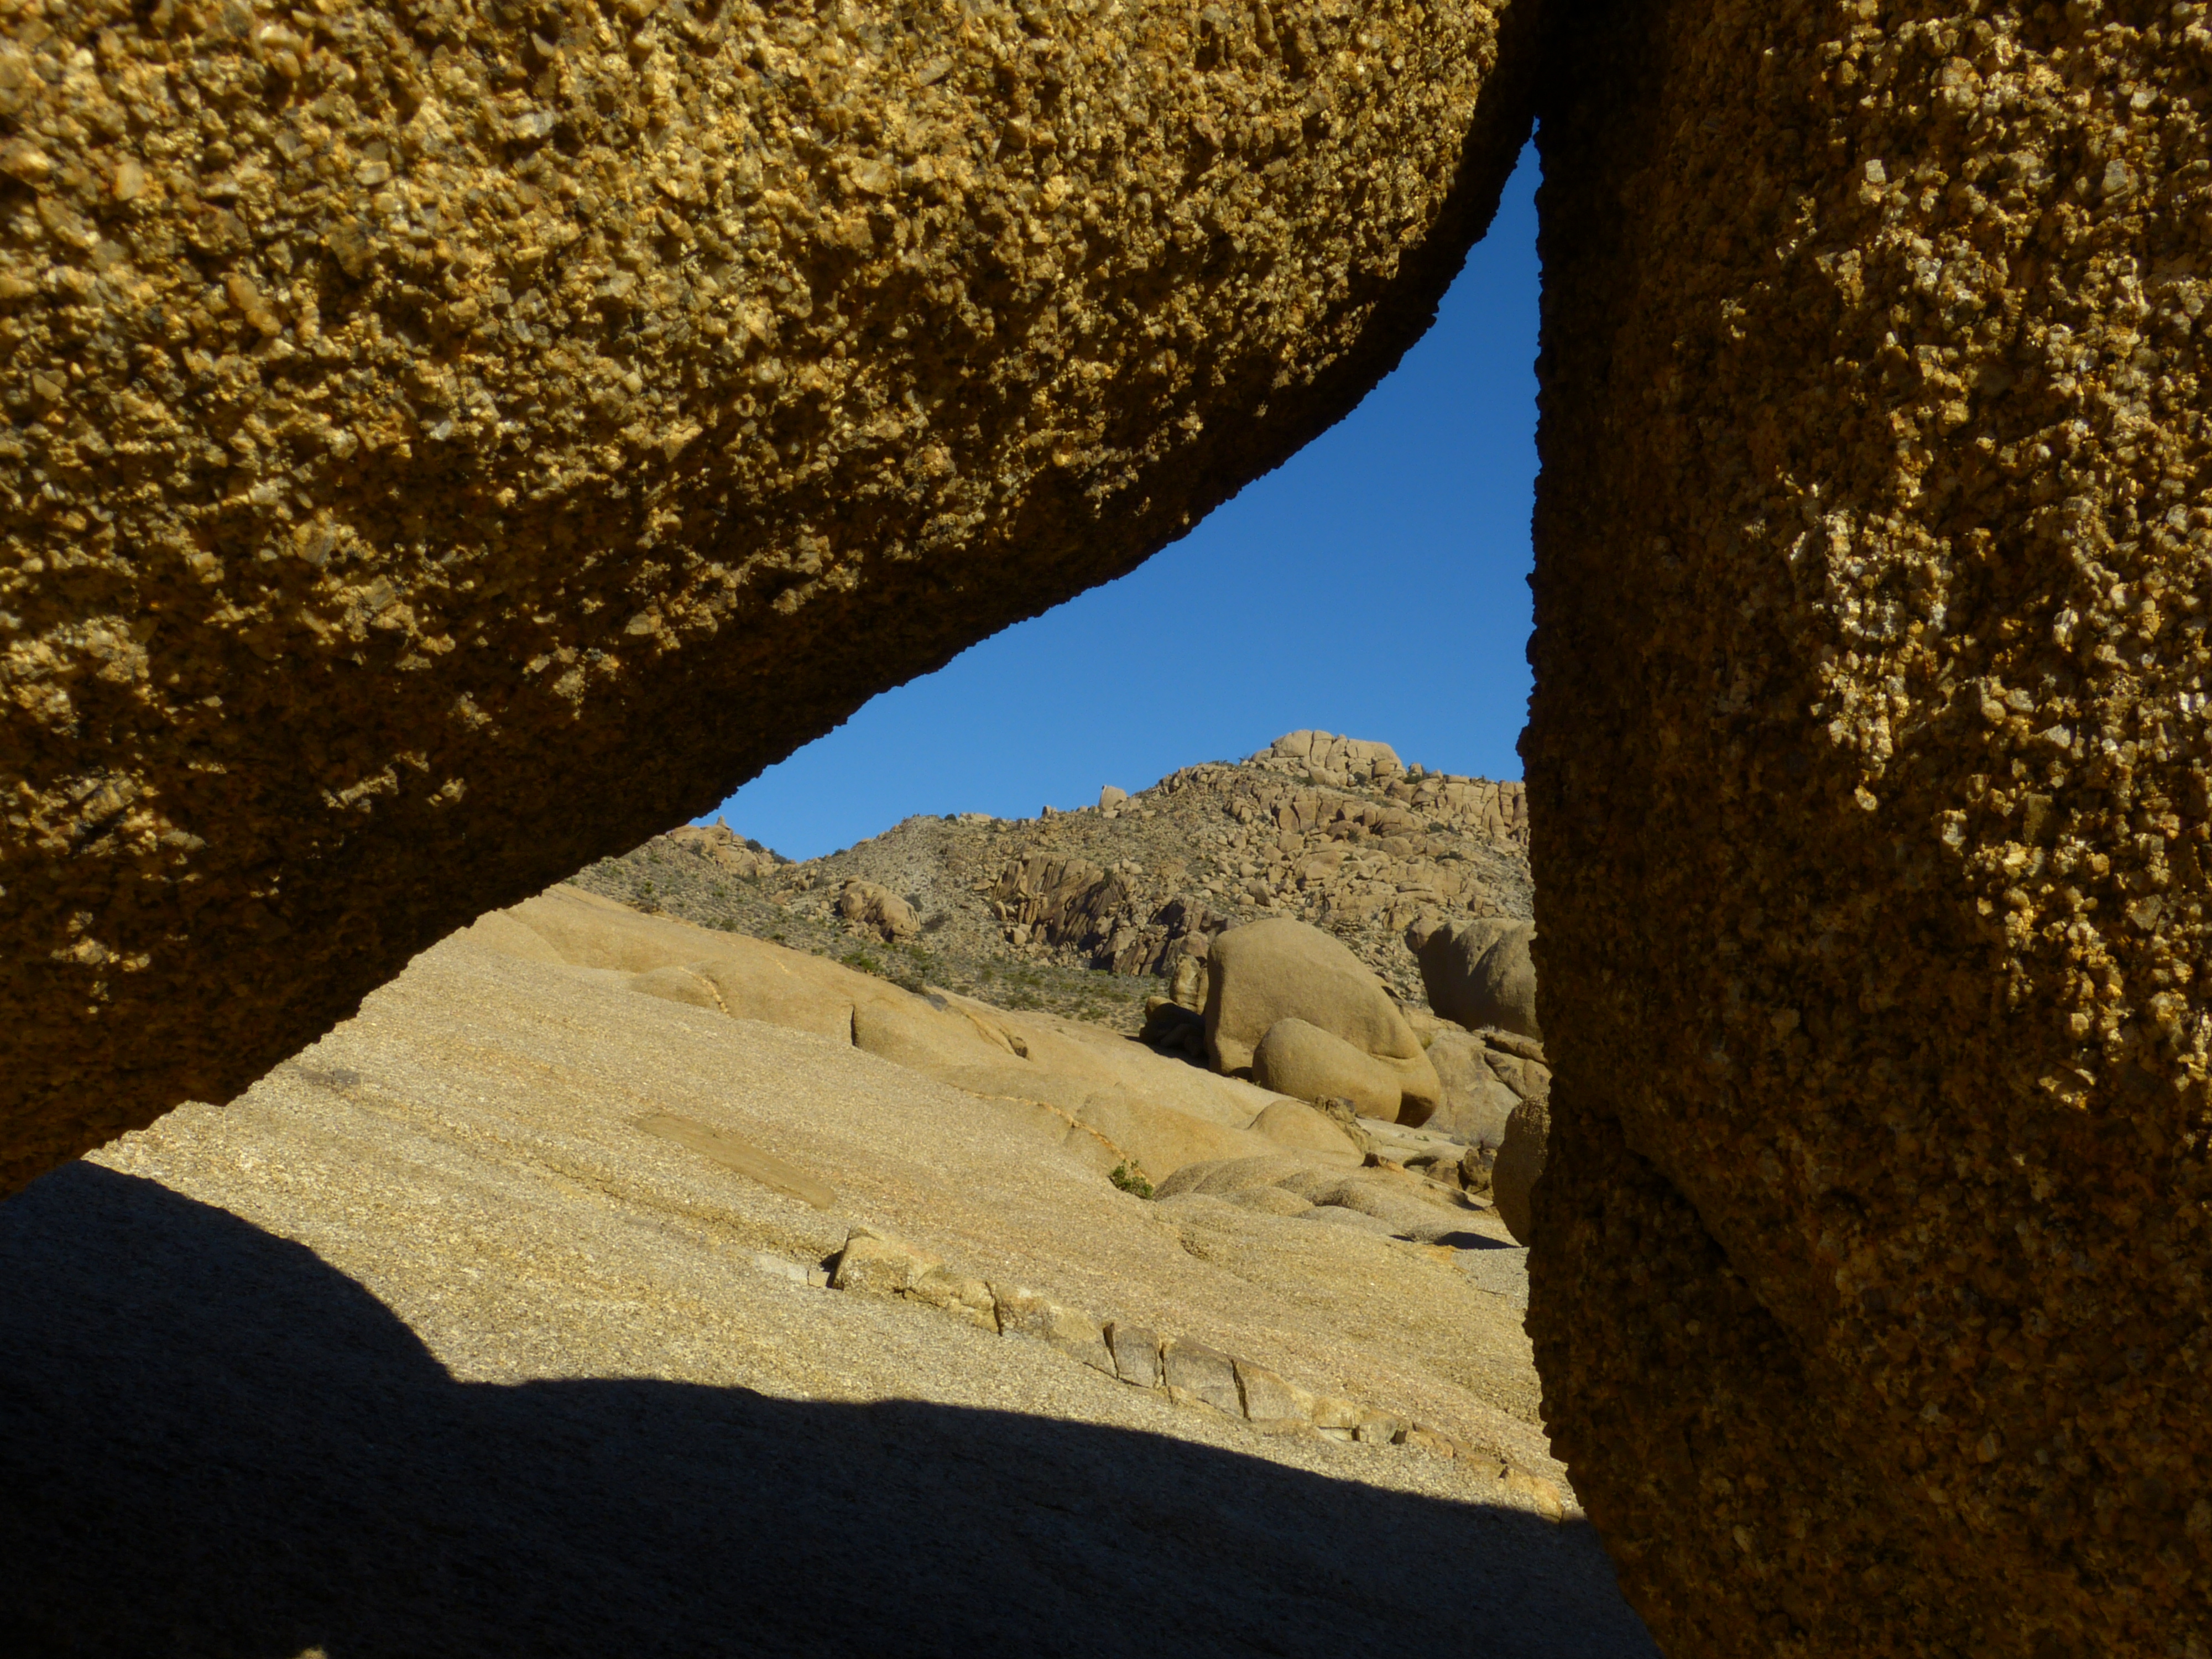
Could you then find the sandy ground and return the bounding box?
[0,929,1654,1658]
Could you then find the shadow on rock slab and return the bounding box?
[0,1166,1655,1659]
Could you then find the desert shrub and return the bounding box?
[1109,1162,1154,1199]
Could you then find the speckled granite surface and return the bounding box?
[1528,4,2211,1652]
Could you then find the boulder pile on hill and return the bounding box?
[574,732,1534,1038]
[835,880,921,945]
[660,825,784,881]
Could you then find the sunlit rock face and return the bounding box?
[1527,4,2211,1653]
[0,0,1538,1193]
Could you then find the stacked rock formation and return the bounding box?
[0,0,1538,1195]
[1204,916,1443,1124]
[660,822,780,880]
[1527,5,2211,1655]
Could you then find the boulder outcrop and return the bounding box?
[836,879,919,944]
[1251,1017,1408,1123]
[583,733,1537,1036]
[1204,917,1443,1123]
[1528,7,2212,1653]
[0,0,1540,1195]
[494,885,1353,1185]
[1266,731,1408,789]
[1420,1027,1520,1149]
[661,822,777,879]
[1489,1094,1546,1249]
[1409,915,1540,1041]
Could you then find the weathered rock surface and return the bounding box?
[1251,1016,1409,1122]
[1243,1097,1364,1160]
[1421,1026,1519,1148]
[836,878,919,943]
[0,0,1539,1196]
[0,894,1655,1655]
[1410,914,1540,1040]
[1489,1093,1546,1249]
[1528,7,2212,1653]
[1205,917,1443,1121]
[498,884,1350,1184]
[1265,731,1411,789]
[662,821,779,879]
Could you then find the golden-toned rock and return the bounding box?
[1243,1095,1363,1160]
[836,878,919,943]
[1251,1014,1411,1121]
[1204,916,1444,1118]
[1527,6,2212,1652]
[0,0,1539,1193]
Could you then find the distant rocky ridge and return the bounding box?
[573,732,1532,1034]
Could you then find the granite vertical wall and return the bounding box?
[1527,3,2210,1651]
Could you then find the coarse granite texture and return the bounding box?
[0,0,1539,1194]
[1527,4,2211,1655]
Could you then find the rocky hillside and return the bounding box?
[572,732,1532,1031]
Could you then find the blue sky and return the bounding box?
[712,142,1542,860]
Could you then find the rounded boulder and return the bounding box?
[1409,917,1541,1041]
[1421,1029,1521,1147]
[1204,919,1442,1121]
[1251,1020,1412,1124]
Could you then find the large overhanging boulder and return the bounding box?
[1528,4,2210,1653]
[0,0,1538,1194]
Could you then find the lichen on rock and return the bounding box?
[0,0,1540,1193]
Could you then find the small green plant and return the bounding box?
[841,949,886,978]
[1109,1162,1154,1199]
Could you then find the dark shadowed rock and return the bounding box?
[1489,1093,1545,1248]
[1527,4,2212,1651]
[1409,915,1540,1040]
